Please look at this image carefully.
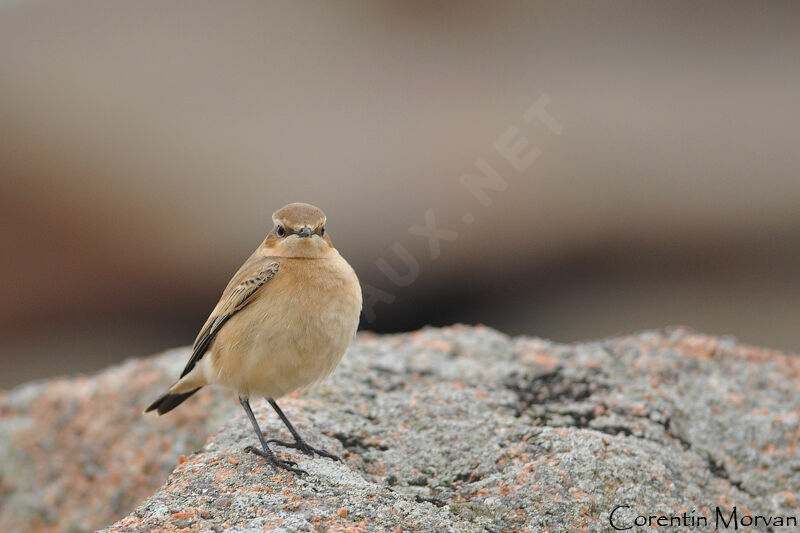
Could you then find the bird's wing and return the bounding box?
[179,258,280,378]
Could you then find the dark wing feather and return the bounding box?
[179,259,280,378]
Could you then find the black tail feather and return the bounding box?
[145,387,201,415]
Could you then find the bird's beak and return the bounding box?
[297,227,312,238]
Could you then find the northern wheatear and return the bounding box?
[146,203,362,474]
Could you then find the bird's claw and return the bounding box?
[243,445,307,474]
[267,439,342,462]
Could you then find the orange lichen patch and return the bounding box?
[672,335,719,360]
[213,470,231,482]
[429,339,454,352]
[519,351,559,370]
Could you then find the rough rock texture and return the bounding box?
[0,349,237,533]
[3,326,800,532]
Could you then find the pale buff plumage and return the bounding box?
[203,256,361,398]
[174,244,361,399]
[146,203,361,473]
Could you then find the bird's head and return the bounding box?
[263,202,334,258]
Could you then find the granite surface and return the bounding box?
[2,326,799,532]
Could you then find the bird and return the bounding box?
[145,202,362,474]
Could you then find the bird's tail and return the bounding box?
[145,387,201,415]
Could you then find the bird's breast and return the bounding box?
[214,254,361,398]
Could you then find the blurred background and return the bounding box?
[2,1,799,388]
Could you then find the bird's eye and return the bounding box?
[276,225,286,237]
[320,226,325,236]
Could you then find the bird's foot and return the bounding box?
[243,445,307,475]
[267,438,342,462]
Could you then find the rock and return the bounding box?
[2,326,799,532]
[0,349,238,532]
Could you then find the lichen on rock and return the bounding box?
[2,326,799,532]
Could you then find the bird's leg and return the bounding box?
[239,396,307,475]
[266,399,342,462]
